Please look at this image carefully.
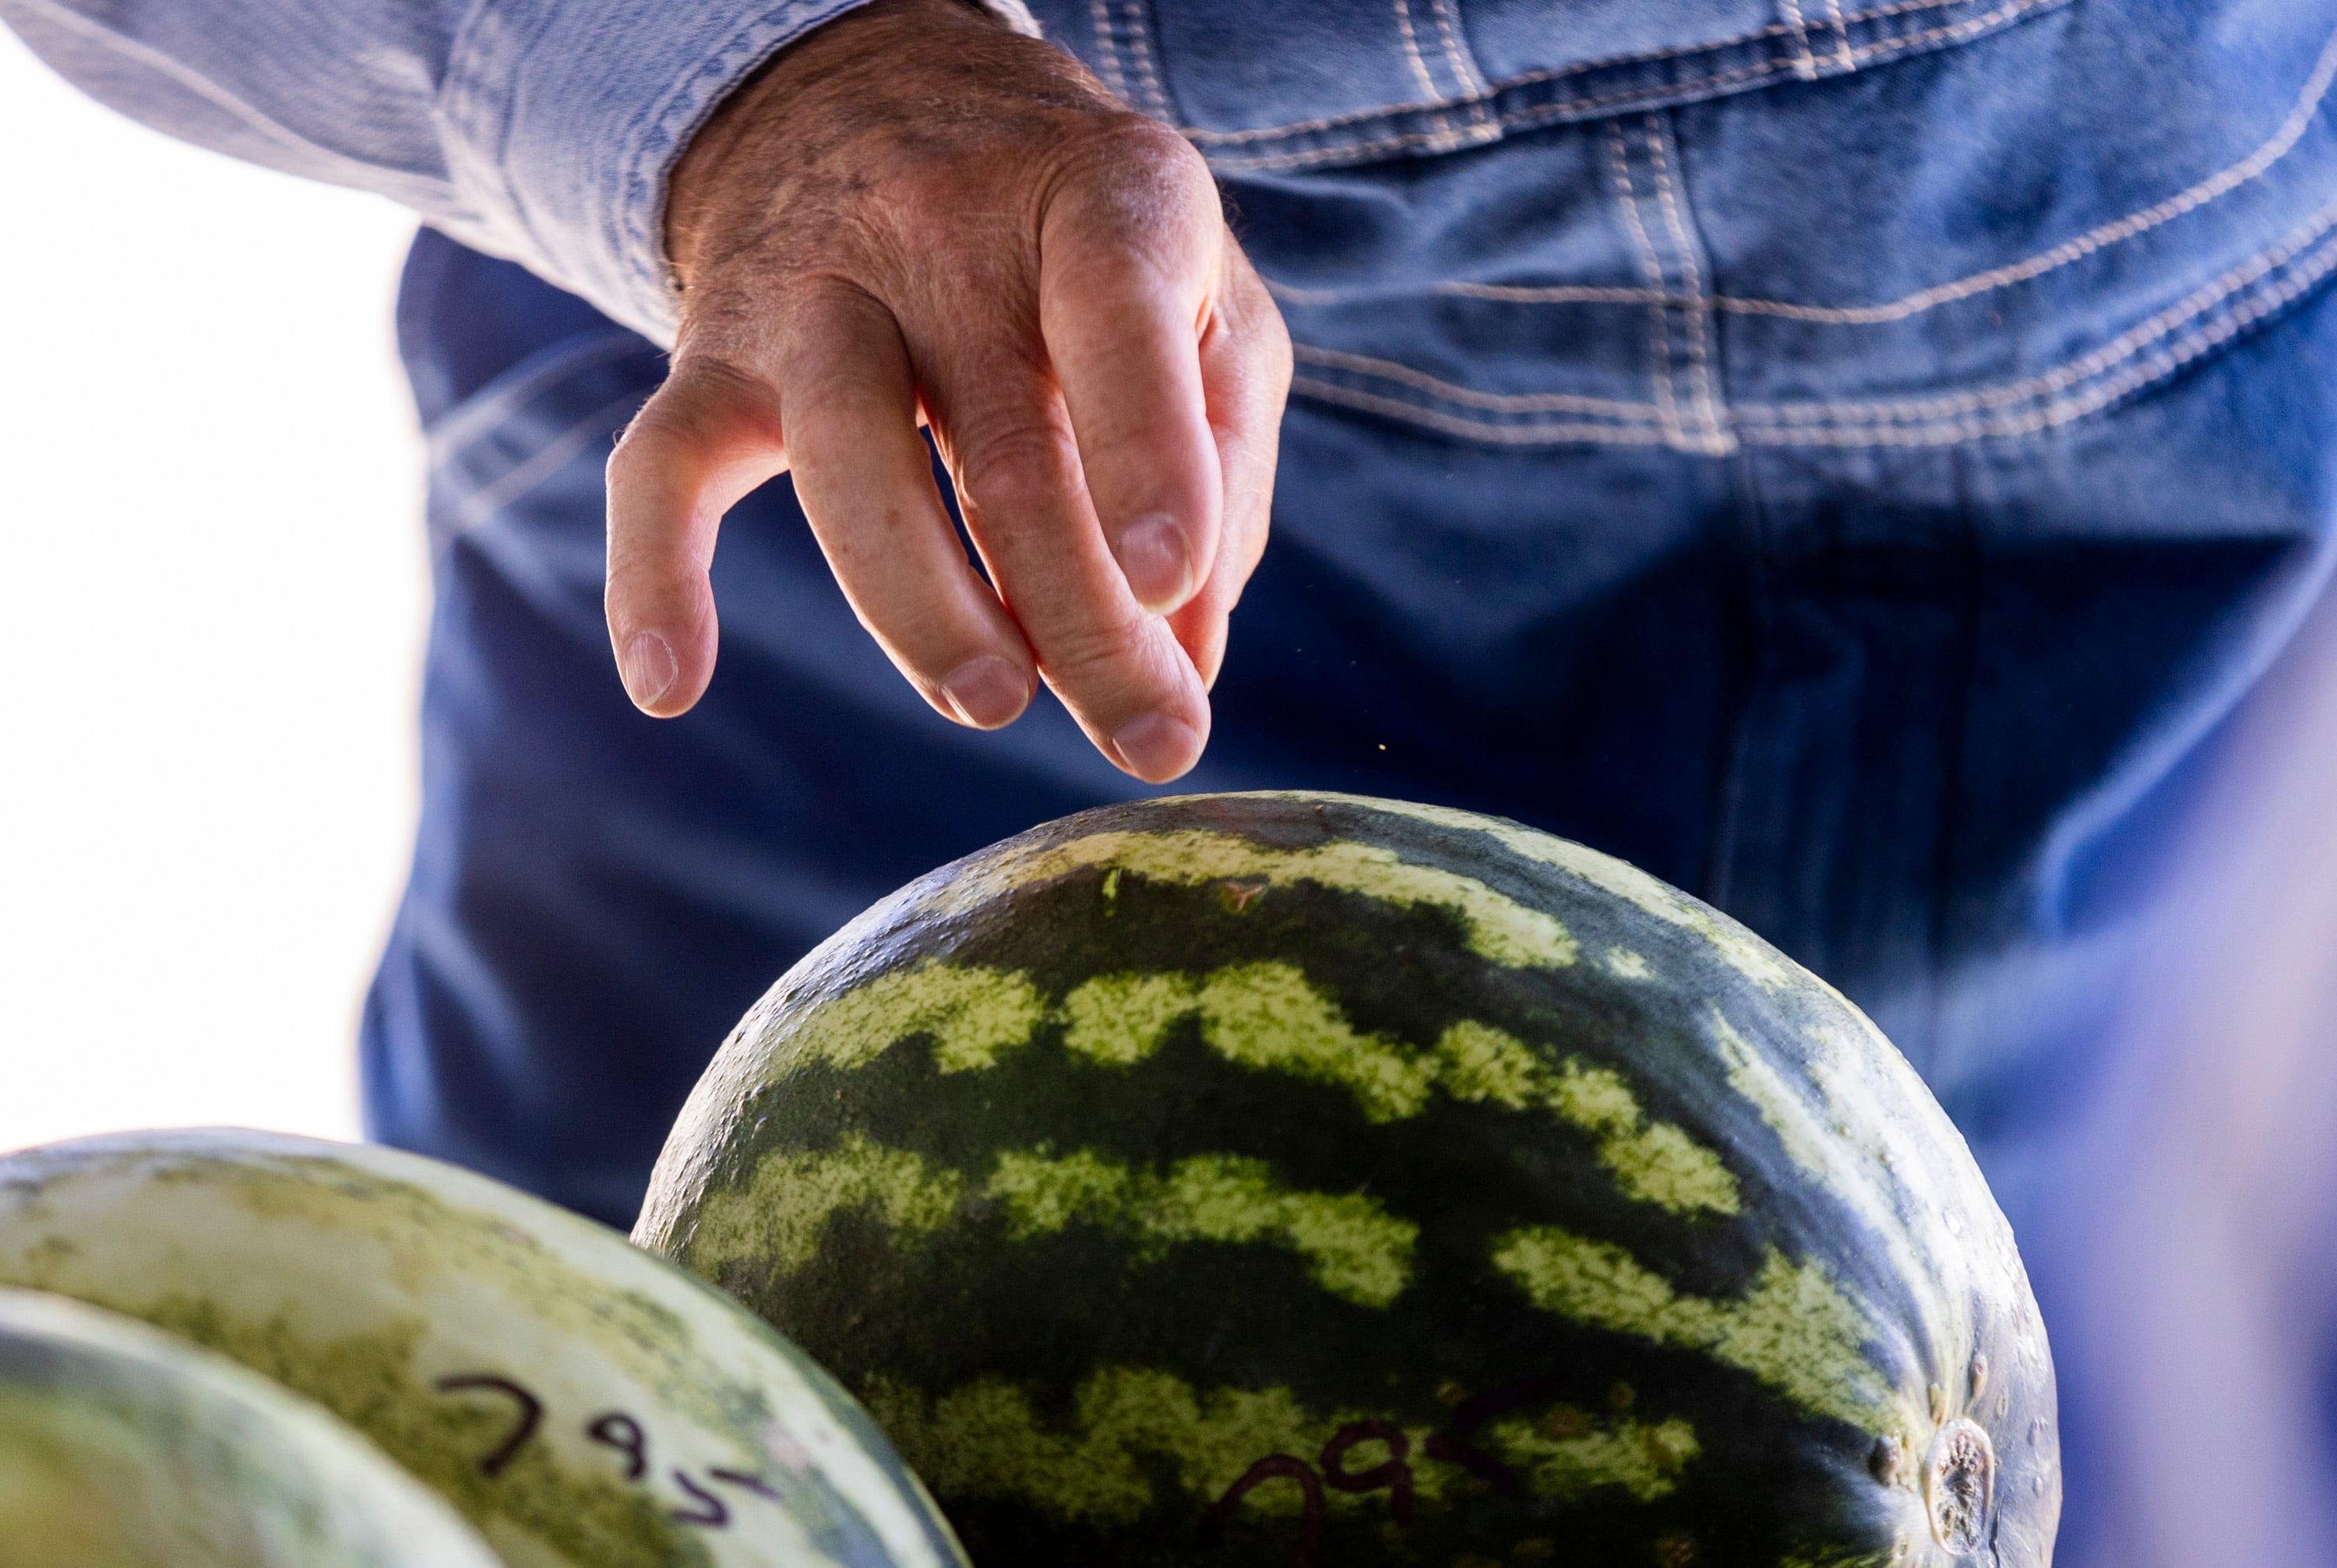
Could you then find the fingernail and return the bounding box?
[619,630,678,710]
[940,656,1030,729]
[1112,710,1202,781]
[1118,513,1192,611]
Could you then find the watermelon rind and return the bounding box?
[636,791,2060,1568]
[0,1284,503,1568]
[0,1129,968,1568]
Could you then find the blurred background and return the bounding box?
[2031,573,2337,1568]
[0,27,419,1151]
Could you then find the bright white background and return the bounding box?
[0,30,425,1151]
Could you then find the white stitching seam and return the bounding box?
[1835,0,1965,27]
[1606,120,1689,446]
[1821,0,1859,71]
[1273,278,1670,306]
[1256,9,2337,324]
[1119,0,1175,122]
[1199,0,2062,169]
[1179,0,2034,148]
[1281,192,2337,446]
[1087,0,1129,100]
[1744,234,2337,444]
[1390,0,1491,151]
[1642,115,1729,446]
[1429,0,1494,98]
[1708,19,2337,322]
[1735,195,2337,424]
[1292,344,1662,418]
[1290,378,1676,445]
[1780,0,1821,81]
[1436,281,1697,305]
[1394,0,1444,101]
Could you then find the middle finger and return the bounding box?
[922,337,1211,782]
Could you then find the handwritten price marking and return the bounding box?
[432,1371,787,1530]
[587,1412,649,1481]
[432,1374,543,1479]
[1320,1420,1414,1525]
[669,1471,731,1527]
[1209,1378,1584,1566]
[1204,1455,1324,1568]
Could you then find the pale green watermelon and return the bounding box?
[0,1285,502,1568]
[637,791,2059,1567]
[0,1130,966,1568]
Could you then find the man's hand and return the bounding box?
[605,0,1290,782]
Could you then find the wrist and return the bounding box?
[666,0,1091,294]
[667,0,994,288]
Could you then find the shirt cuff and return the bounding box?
[439,0,1041,345]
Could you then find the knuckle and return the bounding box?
[1060,116,1220,235]
[773,268,882,327]
[616,358,781,458]
[777,285,909,396]
[1267,347,1295,400]
[605,548,702,610]
[1087,113,1207,178]
[683,255,884,358]
[1211,284,1295,404]
[1223,256,1292,360]
[1255,306,1295,390]
[951,418,1086,515]
[671,352,775,409]
[611,399,680,459]
[1039,611,1158,693]
[605,410,681,485]
[1074,419,1158,484]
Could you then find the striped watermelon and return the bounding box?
[0,1286,502,1568]
[0,1130,968,1568]
[636,792,2059,1568]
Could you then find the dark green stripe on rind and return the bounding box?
[763,960,1741,1214]
[642,792,2059,1568]
[685,1122,1872,1418]
[863,1365,1701,1523]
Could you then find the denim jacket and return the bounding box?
[8,0,2330,458]
[3,0,2327,462]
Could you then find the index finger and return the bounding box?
[1040,121,1225,618]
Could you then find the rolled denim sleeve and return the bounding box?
[1,0,1039,342]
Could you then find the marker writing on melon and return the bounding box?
[435,1369,788,1531]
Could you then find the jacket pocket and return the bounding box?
[1031,0,2068,173]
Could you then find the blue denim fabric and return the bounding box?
[374,4,2337,1560]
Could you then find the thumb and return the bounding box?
[602,357,790,715]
